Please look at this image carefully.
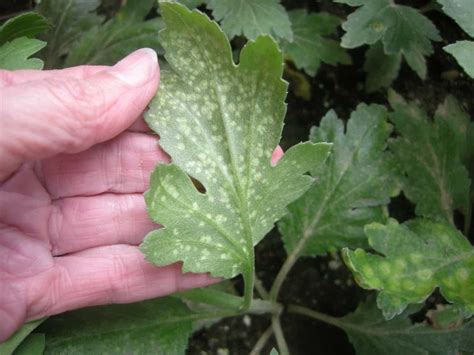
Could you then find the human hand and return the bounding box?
[0,49,218,342]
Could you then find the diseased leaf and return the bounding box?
[343,219,474,319]
[0,37,46,70]
[336,0,441,79]
[65,15,163,66]
[205,0,293,41]
[364,42,401,92]
[388,90,471,223]
[278,104,398,257]
[0,12,50,45]
[141,3,331,283]
[342,298,474,354]
[281,9,351,76]
[444,40,474,79]
[0,319,45,355]
[437,0,474,37]
[36,0,104,68]
[40,298,196,354]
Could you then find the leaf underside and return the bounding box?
[343,219,474,319]
[279,104,398,257]
[141,3,330,279]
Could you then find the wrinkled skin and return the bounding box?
[0,49,219,342]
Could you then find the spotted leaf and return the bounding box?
[343,219,474,319]
[141,3,331,281]
[278,104,398,257]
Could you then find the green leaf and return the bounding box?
[364,42,401,92]
[444,40,474,79]
[141,3,331,283]
[281,10,351,76]
[65,18,163,66]
[278,104,398,257]
[341,298,474,354]
[13,333,45,355]
[0,37,46,70]
[437,0,474,37]
[205,0,293,41]
[117,0,156,21]
[40,298,197,354]
[336,0,441,79]
[388,90,471,223]
[178,0,205,9]
[0,319,45,355]
[343,219,474,319]
[0,12,50,45]
[36,0,104,69]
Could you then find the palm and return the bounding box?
[0,129,214,337]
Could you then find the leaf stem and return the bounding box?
[269,231,309,302]
[272,315,289,355]
[254,275,270,299]
[287,304,345,329]
[249,325,274,355]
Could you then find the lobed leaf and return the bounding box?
[141,3,331,280]
[342,298,474,354]
[0,37,46,70]
[388,91,471,223]
[0,319,45,355]
[437,0,474,37]
[364,42,401,92]
[65,2,163,67]
[36,0,104,69]
[281,9,351,76]
[205,0,292,41]
[444,40,474,79]
[278,104,398,257]
[336,0,441,79]
[0,12,50,45]
[39,298,196,354]
[343,219,474,319]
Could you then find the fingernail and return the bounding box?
[109,48,158,87]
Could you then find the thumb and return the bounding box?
[0,49,159,182]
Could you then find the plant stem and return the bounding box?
[250,325,274,355]
[243,268,255,310]
[287,304,346,330]
[272,315,290,355]
[419,0,439,13]
[269,231,309,302]
[254,275,269,299]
